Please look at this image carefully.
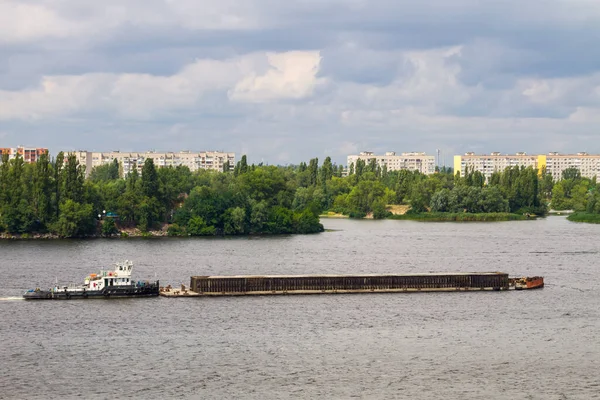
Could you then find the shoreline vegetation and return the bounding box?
[319,210,529,221]
[2,150,600,240]
[567,212,600,224]
[388,212,530,222]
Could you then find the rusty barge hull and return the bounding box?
[180,272,512,297]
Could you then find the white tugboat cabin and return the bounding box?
[83,260,134,292]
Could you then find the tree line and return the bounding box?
[2,152,600,237]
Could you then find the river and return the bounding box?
[1,216,599,399]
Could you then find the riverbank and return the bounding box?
[0,227,170,240]
[388,212,530,222]
[566,212,600,224]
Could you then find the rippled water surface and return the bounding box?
[1,216,599,399]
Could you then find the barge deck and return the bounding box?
[159,272,544,298]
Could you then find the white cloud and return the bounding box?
[0,2,82,42]
[229,51,324,102]
[0,50,322,120]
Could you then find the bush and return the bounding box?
[293,209,324,233]
[187,216,216,236]
[371,200,390,219]
[348,210,366,219]
[167,223,186,236]
[567,212,600,224]
[101,218,119,236]
[52,200,96,238]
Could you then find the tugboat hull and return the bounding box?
[24,285,159,300]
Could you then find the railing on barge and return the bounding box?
[189,272,510,296]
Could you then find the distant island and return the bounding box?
[2,151,600,239]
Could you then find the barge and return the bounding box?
[23,260,159,300]
[160,272,544,297]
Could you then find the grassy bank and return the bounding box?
[388,212,530,222]
[567,212,600,224]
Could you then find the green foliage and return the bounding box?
[224,207,246,235]
[167,223,186,236]
[187,216,216,236]
[390,212,528,221]
[54,200,95,238]
[567,212,600,224]
[551,172,592,211]
[13,149,600,234]
[89,159,120,181]
[101,218,119,236]
[293,209,324,233]
[371,200,390,219]
[141,158,159,198]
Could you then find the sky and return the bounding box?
[2,0,600,165]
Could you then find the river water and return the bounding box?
[1,216,599,399]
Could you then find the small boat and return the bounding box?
[23,260,159,300]
[509,276,544,290]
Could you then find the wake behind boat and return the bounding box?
[23,260,159,300]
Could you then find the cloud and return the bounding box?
[3,0,600,163]
[0,50,323,120]
[229,51,324,102]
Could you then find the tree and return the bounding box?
[235,155,248,176]
[346,180,386,214]
[224,207,246,234]
[187,216,216,236]
[562,167,581,181]
[308,158,319,186]
[101,218,119,236]
[141,158,159,198]
[32,152,52,229]
[54,200,95,238]
[371,200,389,219]
[539,167,554,199]
[430,189,451,212]
[53,152,64,218]
[89,159,120,181]
[319,156,333,184]
[551,181,570,210]
[293,209,324,233]
[479,187,509,213]
[62,153,85,204]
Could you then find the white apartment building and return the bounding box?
[543,152,600,181]
[454,152,600,181]
[454,152,539,181]
[347,151,436,175]
[72,150,235,177]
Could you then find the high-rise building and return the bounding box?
[71,150,235,177]
[346,151,436,175]
[542,152,600,181]
[0,146,48,164]
[454,152,600,181]
[453,152,541,181]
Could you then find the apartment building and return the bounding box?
[72,150,235,177]
[346,151,436,175]
[0,146,48,164]
[543,152,600,181]
[454,152,600,181]
[454,152,541,181]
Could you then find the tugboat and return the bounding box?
[509,276,544,290]
[23,260,159,300]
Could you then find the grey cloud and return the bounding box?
[3,0,600,164]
